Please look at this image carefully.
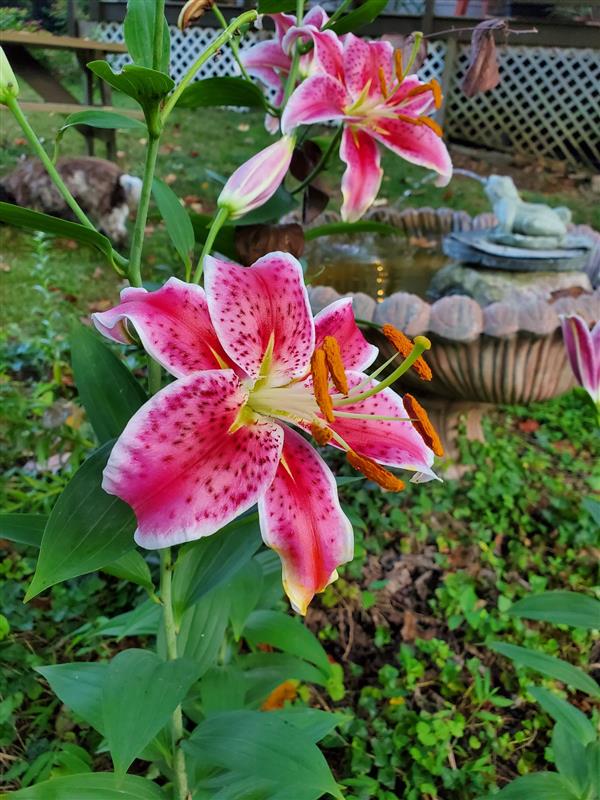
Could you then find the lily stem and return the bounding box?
[193,205,229,284]
[159,548,188,800]
[5,96,95,231]
[161,10,258,121]
[128,134,160,288]
[291,126,342,194]
[212,4,251,83]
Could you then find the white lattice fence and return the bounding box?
[95,22,600,167]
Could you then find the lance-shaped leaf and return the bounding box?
[37,662,108,733]
[124,0,170,74]
[176,76,268,110]
[103,649,200,775]
[327,0,388,35]
[243,610,331,677]
[152,178,195,273]
[529,686,596,746]
[25,442,136,600]
[70,322,148,444]
[552,723,590,796]
[509,591,600,630]
[7,772,166,799]
[490,772,580,799]
[87,62,174,121]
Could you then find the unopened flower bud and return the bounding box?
[0,47,19,104]
[217,135,294,220]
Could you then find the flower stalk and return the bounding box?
[193,206,229,283]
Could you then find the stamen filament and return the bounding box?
[334,336,431,407]
[333,411,413,421]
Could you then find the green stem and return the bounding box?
[323,0,352,28]
[6,97,95,231]
[153,0,166,71]
[291,126,342,194]
[281,0,305,107]
[212,5,251,82]
[192,206,229,284]
[334,337,432,407]
[159,548,188,800]
[161,10,258,121]
[128,134,160,287]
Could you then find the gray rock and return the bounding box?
[428,262,592,306]
[483,302,520,337]
[429,296,483,341]
[307,285,341,315]
[346,292,376,322]
[517,300,559,335]
[373,292,430,336]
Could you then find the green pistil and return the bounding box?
[333,336,431,408]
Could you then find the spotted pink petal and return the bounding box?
[282,28,342,77]
[343,34,394,100]
[204,252,315,386]
[327,372,435,474]
[371,117,452,187]
[258,425,353,614]
[387,75,436,116]
[339,127,383,222]
[271,12,296,41]
[314,297,378,371]
[302,5,329,28]
[92,277,232,378]
[103,370,283,549]
[240,39,291,86]
[560,315,600,403]
[281,74,347,134]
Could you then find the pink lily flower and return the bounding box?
[240,6,335,132]
[92,254,436,613]
[217,135,295,219]
[281,33,453,221]
[560,314,600,412]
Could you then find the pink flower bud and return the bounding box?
[217,135,294,220]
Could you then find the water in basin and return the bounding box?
[305,234,448,301]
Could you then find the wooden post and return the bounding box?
[437,36,458,128]
[422,0,436,34]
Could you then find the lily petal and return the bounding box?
[339,126,383,222]
[204,252,315,385]
[560,314,600,402]
[240,39,291,85]
[343,34,394,100]
[371,117,452,187]
[103,370,283,549]
[281,74,347,134]
[302,5,329,28]
[328,372,436,474]
[314,297,378,371]
[259,425,353,614]
[92,277,232,378]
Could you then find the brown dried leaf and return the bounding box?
[303,183,329,224]
[235,223,305,266]
[401,609,418,642]
[290,140,322,182]
[462,19,508,98]
[178,0,214,31]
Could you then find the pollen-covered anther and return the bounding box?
[405,80,443,110]
[394,49,404,82]
[403,393,444,457]
[381,324,432,381]
[310,348,335,423]
[346,450,405,492]
[378,66,388,98]
[322,335,349,395]
[418,116,443,137]
[311,422,332,446]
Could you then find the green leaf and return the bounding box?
[586,741,600,798]
[36,662,108,734]
[490,642,600,697]
[124,0,170,73]
[243,610,331,677]
[58,110,145,134]
[582,496,600,526]
[93,599,161,639]
[152,178,195,272]
[274,708,346,743]
[7,772,166,799]
[552,723,589,795]
[529,686,596,745]
[257,0,295,12]
[199,666,247,714]
[101,550,153,592]
[328,0,388,35]
[0,202,119,267]
[176,77,268,110]
[169,588,230,678]
[87,61,174,120]
[0,513,46,547]
[103,649,199,775]
[509,591,600,630]
[305,220,397,241]
[240,652,328,703]
[492,772,580,799]
[172,513,262,619]
[190,213,238,261]
[229,558,264,640]
[25,442,136,600]
[184,710,342,800]
[71,323,148,444]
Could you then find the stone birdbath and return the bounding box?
[305,188,599,468]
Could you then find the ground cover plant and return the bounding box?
[1,2,599,799]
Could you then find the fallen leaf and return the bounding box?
[401,609,418,642]
[303,182,329,224]
[163,173,177,185]
[13,137,26,146]
[236,223,305,265]
[518,419,540,433]
[237,122,250,132]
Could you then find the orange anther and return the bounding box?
[394,49,404,83]
[378,66,388,98]
[346,450,405,492]
[322,335,349,395]
[311,422,332,446]
[403,394,444,457]
[261,680,298,711]
[418,115,443,137]
[310,348,334,423]
[429,78,443,109]
[381,324,432,381]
